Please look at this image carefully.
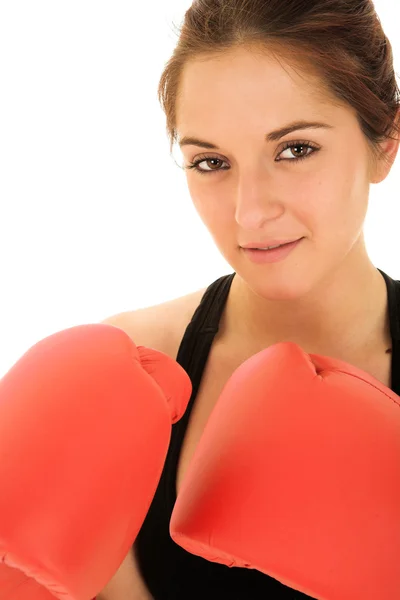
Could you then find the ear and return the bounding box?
[370,108,400,184]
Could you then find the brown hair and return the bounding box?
[157,0,400,173]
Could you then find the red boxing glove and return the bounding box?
[170,342,400,600]
[0,323,191,600]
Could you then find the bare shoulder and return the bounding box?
[101,285,208,360]
[97,285,207,599]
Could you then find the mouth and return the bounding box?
[254,239,301,250]
[241,238,304,263]
[241,238,304,250]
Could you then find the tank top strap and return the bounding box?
[377,268,400,393]
[175,272,236,371]
[163,272,236,509]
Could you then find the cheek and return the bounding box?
[297,161,368,244]
[324,173,369,246]
[189,186,232,233]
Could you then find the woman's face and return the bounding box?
[175,47,386,300]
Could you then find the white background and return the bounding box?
[0,0,399,378]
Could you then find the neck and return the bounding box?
[223,251,390,360]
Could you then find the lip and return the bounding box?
[241,238,303,264]
[241,238,303,249]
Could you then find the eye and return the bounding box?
[185,140,320,176]
[186,156,229,176]
[278,141,319,163]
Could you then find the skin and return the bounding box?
[175,45,400,360]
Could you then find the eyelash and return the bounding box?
[185,140,320,176]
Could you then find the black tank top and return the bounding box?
[135,268,400,600]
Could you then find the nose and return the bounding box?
[234,182,285,230]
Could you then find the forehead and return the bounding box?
[176,47,343,131]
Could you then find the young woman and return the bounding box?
[98,0,400,598]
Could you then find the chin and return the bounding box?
[255,282,312,302]
[235,263,317,302]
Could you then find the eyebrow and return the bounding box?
[178,120,333,149]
